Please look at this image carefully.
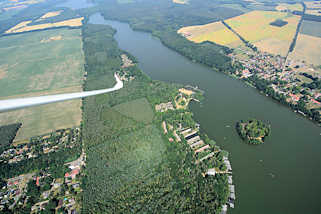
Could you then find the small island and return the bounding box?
[236,119,271,144]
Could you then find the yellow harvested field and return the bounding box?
[39,10,63,19]
[5,17,84,34]
[5,20,32,34]
[173,0,189,4]
[275,3,303,12]
[254,37,290,56]
[178,21,243,48]
[225,11,300,56]
[288,33,321,65]
[3,5,26,11]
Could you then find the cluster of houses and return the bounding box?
[178,126,235,212]
[118,54,135,82]
[161,117,236,213]
[156,87,198,113]
[230,51,284,80]
[155,101,175,112]
[31,152,85,213]
[230,48,321,118]
[0,173,34,211]
[0,128,81,165]
[0,127,83,213]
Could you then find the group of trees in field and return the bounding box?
[236,119,271,144]
[0,123,21,153]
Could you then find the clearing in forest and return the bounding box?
[113,98,154,124]
[0,28,85,141]
[288,33,321,66]
[225,10,300,56]
[5,17,84,34]
[178,21,243,48]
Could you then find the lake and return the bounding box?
[88,13,321,214]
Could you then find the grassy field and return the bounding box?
[0,28,84,141]
[225,10,300,56]
[288,33,321,66]
[0,86,83,141]
[113,97,154,124]
[300,20,321,38]
[5,17,84,34]
[0,28,84,97]
[178,21,243,48]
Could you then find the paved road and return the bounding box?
[0,73,123,113]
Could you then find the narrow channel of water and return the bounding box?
[89,13,321,214]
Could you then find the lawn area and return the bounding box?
[0,86,83,141]
[0,28,85,141]
[178,21,243,48]
[0,28,84,97]
[288,33,321,66]
[113,97,154,124]
[225,10,300,56]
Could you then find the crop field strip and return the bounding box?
[178,10,301,56]
[224,10,300,56]
[177,21,244,48]
[0,28,85,141]
[305,1,321,16]
[5,17,84,34]
[275,3,303,12]
[288,33,321,66]
[300,20,321,38]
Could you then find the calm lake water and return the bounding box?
[88,13,321,214]
[56,0,94,9]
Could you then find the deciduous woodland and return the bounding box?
[81,24,229,213]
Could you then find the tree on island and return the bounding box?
[236,119,271,144]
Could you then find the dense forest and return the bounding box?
[0,123,21,153]
[81,23,229,213]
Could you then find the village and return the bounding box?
[156,87,235,213]
[229,47,321,122]
[117,54,136,82]
[0,127,84,213]
[0,128,81,165]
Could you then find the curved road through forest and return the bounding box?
[0,73,123,113]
